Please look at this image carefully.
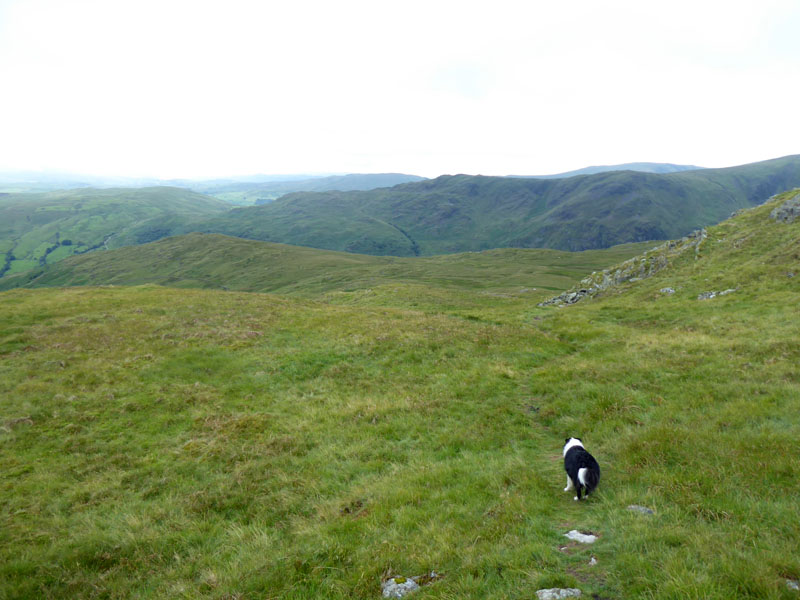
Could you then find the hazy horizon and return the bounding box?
[1,1,799,179]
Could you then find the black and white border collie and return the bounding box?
[563,437,601,501]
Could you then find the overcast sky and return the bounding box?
[1,0,798,178]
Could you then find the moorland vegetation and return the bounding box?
[1,188,798,598]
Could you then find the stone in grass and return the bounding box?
[382,577,419,598]
[381,572,442,598]
[536,588,582,599]
[564,530,597,544]
[627,504,655,515]
[787,579,800,592]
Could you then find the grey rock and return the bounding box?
[770,192,800,224]
[788,579,800,591]
[381,572,442,598]
[564,530,597,544]
[660,287,676,295]
[698,288,737,300]
[627,504,655,515]
[382,577,420,598]
[536,588,582,599]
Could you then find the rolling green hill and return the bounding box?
[191,155,800,255]
[0,232,654,310]
[0,187,230,277]
[1,190,798,599]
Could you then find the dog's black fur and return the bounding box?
[563,437,600,500]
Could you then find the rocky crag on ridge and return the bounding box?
[539,188,800,307]
[537,228,708,307]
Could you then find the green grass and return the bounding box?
[1,191,799,598]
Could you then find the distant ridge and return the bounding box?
[521,162,704,179]
[187,155,800,254]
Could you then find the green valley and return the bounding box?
[0,187,230,278]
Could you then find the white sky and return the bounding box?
[1,0,799,178]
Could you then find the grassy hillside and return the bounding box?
[192,155,800,255]
[0,232,653,307]
[0,187,230,278]
[1,190,798,598]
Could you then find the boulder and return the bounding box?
[381,577,419,598]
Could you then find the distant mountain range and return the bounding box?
[2,156,800,278]
[523,162,704,179]
[0,171,427,204]
[202,173,428,205]
[187,155,800,254]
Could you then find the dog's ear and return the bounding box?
[564,438,571,444]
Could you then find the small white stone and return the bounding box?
[627,504,655,515]
[536,588,582,599]
[564,530,597,544]
[787,579,800,592]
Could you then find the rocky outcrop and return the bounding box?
[538,229,707,307]
[697,288,737,300]
[770,191,800,223]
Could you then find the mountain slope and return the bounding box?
[0,187,230,277]
[190,155,800,254]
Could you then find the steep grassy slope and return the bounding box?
[1,191,798,598]
[193,155,800,255]
[0,231,653,303]
[0,187,230,277]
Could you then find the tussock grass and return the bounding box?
[1,191,799,598]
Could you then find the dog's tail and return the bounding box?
[578,467,600,495]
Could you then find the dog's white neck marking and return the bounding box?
[563,438,584,457]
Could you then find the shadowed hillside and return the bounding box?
[191,155,800,254]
